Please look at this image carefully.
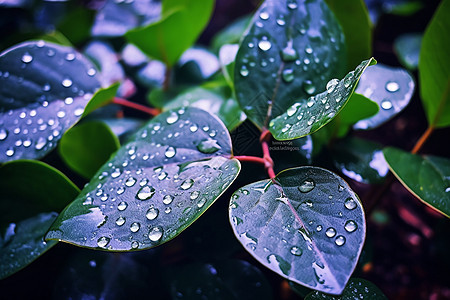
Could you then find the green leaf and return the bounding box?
[229,166,366,295]
[234,0,347,129]
[46,108,241,251]
[332,137,389,184]
[59,121,120,179]
[383,147,450,218]
[126,0,215,67]
[162,86,246,131]
[169,260,273,299]
[394,33,422,70]
[0,41,101,162]
[219,44,239,88]
[0,160,79,279]
[353,64,415,130]
[325,0,372,71]
[57,6,95,45]
[305,278,387,299]
[82,83,120,118]
[270,58,376,140]
[211,15,252,52]
[419,0,450,128]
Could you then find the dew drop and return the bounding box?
[165,207,172,214]
[298,179,315,193]
[282,69,294,83]
[130,222,140,233]
[117,187,125,195]
[6,148,14,157]
[197,198,207,208]
[335,235,346,246]
[125,177,137,187]
[325,227,336,238]
[166,112,179,124]
[115,216,126,226]
[163,195,173,205]
[146,207,159,220]
[287,0,298,9]
[343,71,354,88]
[381,99,393,110]
[303,80,316,95]
[190,191,200,200]
[136,185,156,200]
[21,53,33,63]
[118,201,128,211]
[111,168,121,178]
[326,79,339,93]
[276,17,286,26]
[131,241,139,249]
[345,220,358,233]
[290,246,303,256]
[258,37,272,51]
[181,179,194,190]
[189,124,198,132]
[344,197,357,210]
[240,65,249,77]
[87,68,96,76]
[164,146,176,158]
[316,225,323,232]
[0,129,8,140]
[35,137,46,150]
[259,11,269,20]
[148,226,163,242]
[338,185,345,192]
[62,78,73,88]
[286,104,298,117]
[196,138,221,154]
[97,236,110,248]
[386,81,399,92]
[65,53,75,61]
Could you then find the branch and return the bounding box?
[112,97,161,116]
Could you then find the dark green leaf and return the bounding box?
[384,1,423,16]
[270,58,376,140]
[57,6,95,45]
[419,0,450,128]
[234,0,347,129]
[46,108,241,251]
[394,33,422,70]
[229,166,366,294]
[0,41,101,162]
[325,0,372,71]
[305,278,387,299]
[0,160,79,279]
[353,64,415,130]
[332,137,388,184]
[59,121,120,179]
[211,15,252,52]
[82,83,120,118]
[170,260,273,300]
[126,0,215,67]
[383,147,450,218]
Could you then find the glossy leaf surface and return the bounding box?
[0,160,79,279]
[126,0,214,67]
[270,58,375,140]
[305,278,387,299]
[229,167,366,294]
[82,83,120,118]
[394,33,422,70]
[353,64,414,130]
[234,0,347,129]
[59,121,120,179]
[0,41,101,162]
[46,108,240,250]
[419,0,450,128]
[383,147,450,218]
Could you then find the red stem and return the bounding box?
[112,97,161,116]
[233,156,266,164]
[261,130,276,179]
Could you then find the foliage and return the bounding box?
[0,0,449,298]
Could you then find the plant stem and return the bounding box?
[163,67,172,91]
[261,130,276,179]
[411,126,434,154]
[233,156,266,164]
[112,97,161,116]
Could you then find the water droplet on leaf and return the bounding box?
[345,220,357,233]
[148,226,163,242]
[298,179,315,193]
[136,185,156,200]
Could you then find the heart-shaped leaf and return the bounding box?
[0,41,101,162]
[234,0,347,129]
[383,147,450,218]
[305,278,387,299]
[353,64,415,130]
[419,0,450,128]
[394,33,422,70]
[0,160,79,279]
[46,107,241,251]
[59,121,120,179]
[229,166,366,295]
[269,58,376,140]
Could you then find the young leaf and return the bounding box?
[305,278,387,299]
[46,108,241,251]
[59,121,120,179]
[126,0,215,67]
[325,0,372,70]
[0,160,79,279]
[394,33,422,70]
[82,82,120,118]
[353,64,415,130]
[234,0,347,129]
[270,58,376,140]
[419,0,450,128]
[0,41,101,162]
[383,147,450,218]
[229,167,366,295]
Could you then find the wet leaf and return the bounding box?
[234,0,347,129]
[325,0,372,70]
[383,147,450,218]
[170,260,273,300]
[353,64,415,130]
[59,121,120,179]
[419,0,450,128]
[305,278,387,299]
[126,0,215,67]
[270,58,376,140]
[394,33,422,70]
[332,137,389,184]
[46,108,241,251]
[0,160,79,279]
[0,41,101,162]
[229,166,366,295]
